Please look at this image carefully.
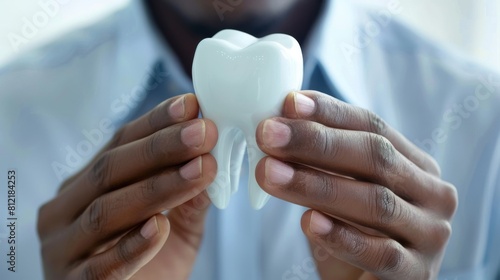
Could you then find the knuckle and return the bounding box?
[147,104,164,131]
[371,185,399,226]
[367,134,397,175]
[308,174,339,206]
[81,198,108,235]
[366,110,388,135]
[319,176,339,205]
[340,228,369,259]
[430,221,452,248]
[327,98,349,125]
[140,174,163,202]
[311,125,339,159]
[325,223,368,258]
[427,156,442,177]
[80,263,110,280]
[319,224,343,251]
[80,258,130,280]
[116,240,137,266]
[143,130,171,162]
[88,153,111,190]
[441,182,458,217]
[376,243,405,273]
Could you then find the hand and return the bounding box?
[255,91,458,279]
[37,94,218,280]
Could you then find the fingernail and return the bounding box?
[310,211,333,235]
[262,120,291,148]
[180,156,203,180]
[181,121,206,148]
[141,216,159,239]
[169,96,185,119]
[265,157,294,185]
[294,92,315,117]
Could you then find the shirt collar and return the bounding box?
[308,0,371,108]
[127,0,193,93]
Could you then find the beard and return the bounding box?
[157,0,299,37]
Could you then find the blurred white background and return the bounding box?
[0,0,499,70]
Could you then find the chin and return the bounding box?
[165,0,299,25]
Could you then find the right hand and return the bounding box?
[37,93,218,279]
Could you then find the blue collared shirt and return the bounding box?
[0,1,499,279]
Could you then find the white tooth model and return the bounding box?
[192,29,303,209]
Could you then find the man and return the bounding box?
[0,0,498,279]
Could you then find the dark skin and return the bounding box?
[38,1,458,279]
[38,95,219,279]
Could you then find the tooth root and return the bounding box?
[247,140,271,210]
[193,30,303,209]
[207,127,236,209]
[229,130,246,194]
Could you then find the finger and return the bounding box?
[69,214,169,280]
[256,157,447,245]
[136,192,213,275]
[64,154,216,259]
[59,93,200,192]
[301,210,424,280]
[47,118,218,224]
[110,93,200,148]
[256,116,460,207]
[167,191,212,242]
[256,118,443,202]
[283,91,441,176]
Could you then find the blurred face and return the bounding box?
[162,0,303,34]
[149,0,321,74]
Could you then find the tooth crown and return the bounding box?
[193,29,303,209]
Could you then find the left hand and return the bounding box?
[255,91,458,279]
